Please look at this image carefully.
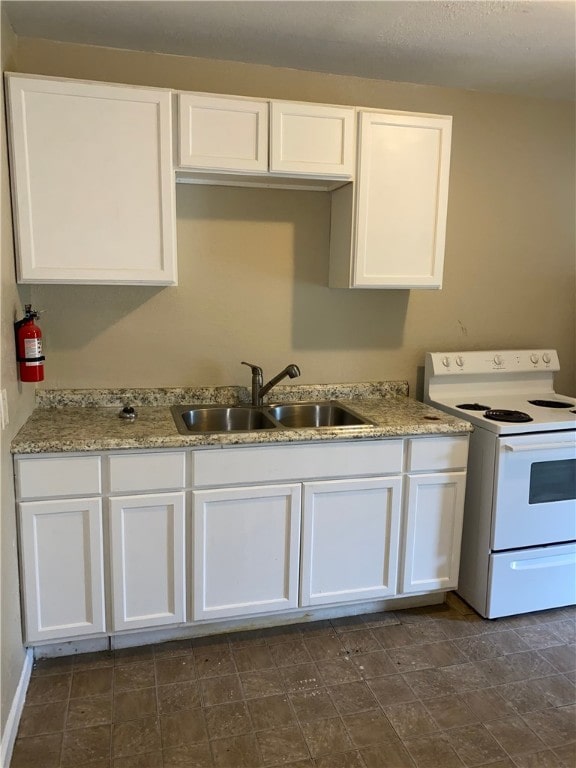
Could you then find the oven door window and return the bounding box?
[530,459,576,504]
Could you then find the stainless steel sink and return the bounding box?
[171,405,277,434]
[267,401,372,429]
[171,400,373,434]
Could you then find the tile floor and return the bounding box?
[10,595,576,768]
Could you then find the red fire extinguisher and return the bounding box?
[14,305,45,383]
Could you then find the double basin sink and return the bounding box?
[171,401,374,434]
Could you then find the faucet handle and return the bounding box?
[241,361,263,376]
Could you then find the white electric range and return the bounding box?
[424,349,576,619]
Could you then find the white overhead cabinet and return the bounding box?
[330,110,452,289]
[178,93,269,172]
[6,73,452,289]
[6,74,177,285]
[270,101,355,177]
[177,92,355,180]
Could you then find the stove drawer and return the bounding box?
[487,543,576,619]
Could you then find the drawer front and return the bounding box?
[407,436,469,472]
[16,456,102,500]
[488,544,576,619]
[192,440,404,487]
[109,452,186,493]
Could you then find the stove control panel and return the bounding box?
[426,350,560,375]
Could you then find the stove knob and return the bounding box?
[442,356,451,368]
[530,353,540,364]
[455,356,464,368]
[542,352,551,364]
[493,354,503,365]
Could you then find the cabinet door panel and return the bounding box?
[109,492,186,631]
[301,477,402,606]
[19,498,105,642]
[7,75,176,284]
[353,111,452,288]
[402,472,466,593]
[270,102,355,176]
[178,93,268,171]
[193,484,301,620]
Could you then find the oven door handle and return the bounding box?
[503,441,576,452]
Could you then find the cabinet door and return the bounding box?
[301,477,402,606]
[402,472,466,593]
[193,484,301,620]
[332,110,452,289]
[270,102,355,177]
[109,492,186,631]
[178,93,268,172]
[19,498,105,642]
[6,74,176,285]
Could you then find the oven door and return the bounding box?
[492,431,576,550]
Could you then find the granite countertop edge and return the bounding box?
[13,382,472,455]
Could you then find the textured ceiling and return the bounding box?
[3,0,576,100]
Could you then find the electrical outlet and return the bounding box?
[0,389,8,429]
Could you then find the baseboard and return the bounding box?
[0,648,33,768]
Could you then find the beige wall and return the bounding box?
[8,38,576,399]
[0,10,33,739]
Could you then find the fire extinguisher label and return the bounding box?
[24,338,42,363]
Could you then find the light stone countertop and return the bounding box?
[12,382,472,454]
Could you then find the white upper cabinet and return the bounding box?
[270,101,355,177]
[330,110,452,289]
[177,92,355,180]
[6,74,177,285]
[178,93,268,172]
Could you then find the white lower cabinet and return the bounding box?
[109,492,186,631]
[193,484,301,620]
[18,498,106,642]
[300,477,402,606]
[15,434,468,643]
[402,471,466,593]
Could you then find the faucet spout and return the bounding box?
[259,364,301,403]
[241,361,301,406]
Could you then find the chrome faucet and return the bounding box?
[242,361,301,406]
